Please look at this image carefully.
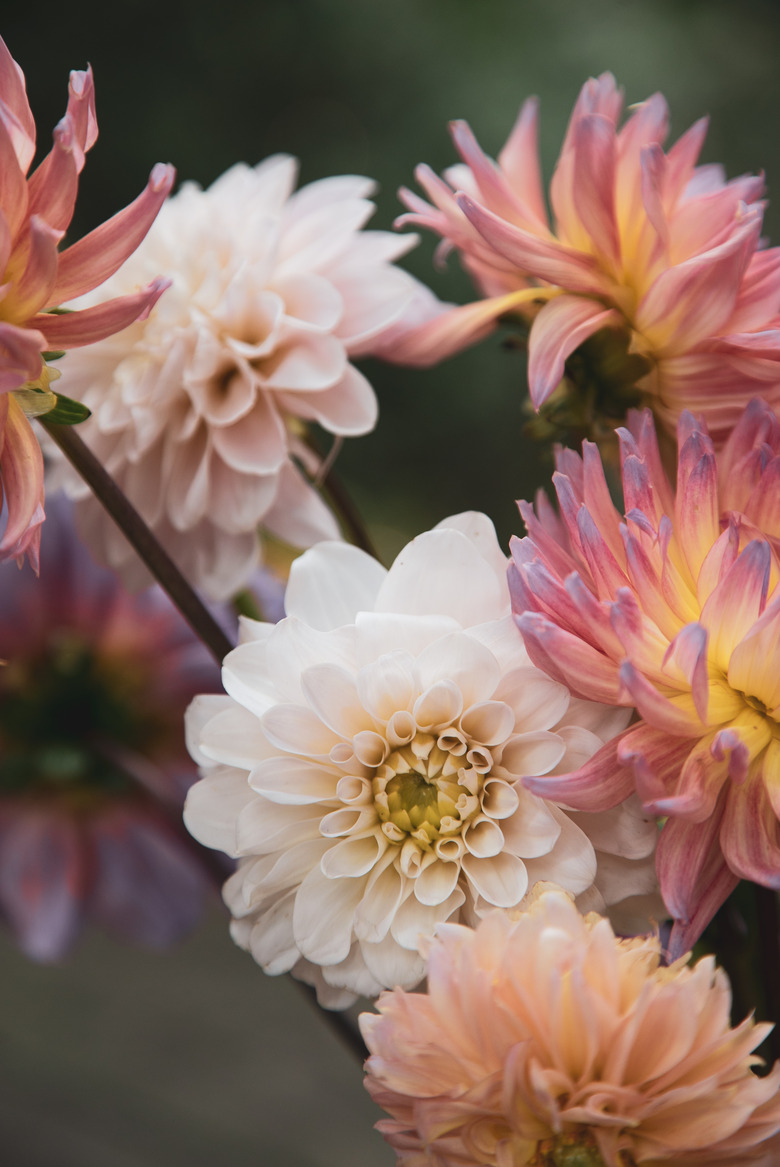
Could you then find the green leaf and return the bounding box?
[43,393,92,425]
[41,350,66,362]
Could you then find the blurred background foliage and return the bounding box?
[4,1,780,1161]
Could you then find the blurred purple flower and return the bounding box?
[0,497,224,959]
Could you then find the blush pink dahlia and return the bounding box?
[0,36,174,569]
[395,74,780,447]
[361,887,780,1167]
[510,401,780,954]
[0,500,219,959]
[184,513,659,1009]
[52,157,440,599]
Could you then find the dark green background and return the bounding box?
[4,2,780,1161]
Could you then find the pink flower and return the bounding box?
[0,500,220,959]
[395,74,780,447]
[361,888,780,1167]
[509,401,780,954]
[0,35,174,567]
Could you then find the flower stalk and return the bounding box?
[40,419,233,663]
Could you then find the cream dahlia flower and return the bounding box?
[361,887,780,1167]
[52,156,435,599]
[184,513,660,1008]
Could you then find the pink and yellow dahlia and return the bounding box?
[0,36,174,567]
[395,73,780,447]
[362,888,780,1167]
[510,400,780,953]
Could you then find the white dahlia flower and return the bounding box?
[184,513,661,1008]
[51,156,436,599]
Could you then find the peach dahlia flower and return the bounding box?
[510,401,780,955]
[53,156,440,599]
[395,73,780,447]
[361,888,780,1167]
[0,36,173,568]
[184,513,659,1009]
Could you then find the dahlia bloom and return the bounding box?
[510,401,780,954]
[184,512,659,1009]
[395,73,780,447]
[53,156,441,599]
[0,36,174,568]
[361,888,780,1167]
[0,499,219,959]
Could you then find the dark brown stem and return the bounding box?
[43,419,369,1063]
[755,884,780,1064]
[321,464,381,562]
[41,419,233,665]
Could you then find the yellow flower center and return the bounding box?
[529,1131,633,1167]
[372,730,488,850]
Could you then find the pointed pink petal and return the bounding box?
[0,395,45,563]
[721,775,780,887]
[0,36,36,170]
[33,278,169,348]
[516,610,623,703]
[699,540,771,668]
[48,162,175,304]
[664,117,708,205]
[659,796,737,958]
[376,295,511,368]
[457,193,606,294]
[10,215,60,320]
[496,97,549,229]
[0,321,45,392]
[570,114,621,270]
[619,660,703,736]
[527,294,622,407]
[636,216,761,353]
[522,726,636,811]
[662,623,709,722]
[0,111,28,237]
[450,119,535,227]
[617,721,695,809]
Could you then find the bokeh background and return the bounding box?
[4,1,780,1161]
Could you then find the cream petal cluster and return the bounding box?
[361,888,780,1167]
[52,156,435,599]
[184,513,659,1008]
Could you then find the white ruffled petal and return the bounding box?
[285,542,386,630]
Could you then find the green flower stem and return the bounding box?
[41,419,233,665]
[41,418,369,1063]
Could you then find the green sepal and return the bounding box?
[41,350,66,362]
[42,393,92,425]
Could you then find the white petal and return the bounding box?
[499,788,562,858]
[285,542,386,630]
[389,885,465,949]
[567,795,659,861]
[460,700,515,746]
[248,756,340,804]
[360,932,427,990]
[461,852,529,907]
[463,818,505,859]
[353,863,409,943]
[236,799,323,855]
[497,667,571,732]
[320,835,385,878]
[261,703,340,759]
[263,462,342,548]
[413,680,463,731]
[247,891,299,974]
[376,529,507,626]
[481,778,519,820]
[500,731,566,777]
[413,859,460,906]
[414,633,500,708]
[523,807,597,896]
[199,703,277,770]
[183,767,255,855]
[301,663,372,737]
[184,694,234,767]
[355,652,416,722]
[242,838,331,897]
[354,612,459,662]
[433,512,509,589]
[293,865,366,965]
[274,364,377,437]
